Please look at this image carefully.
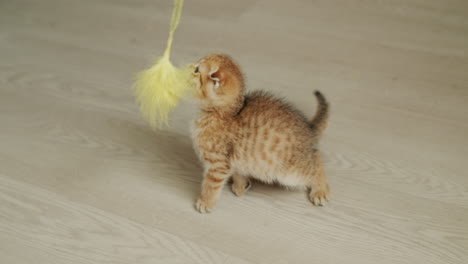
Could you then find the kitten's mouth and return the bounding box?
[189,77,202,98]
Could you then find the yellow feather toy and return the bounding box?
[134,0,191,128]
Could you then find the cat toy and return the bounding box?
[133,0,191,128]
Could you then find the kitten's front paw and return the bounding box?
[195,197,214,213]
[309,190,329,206]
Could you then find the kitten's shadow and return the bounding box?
[124,121,202,201]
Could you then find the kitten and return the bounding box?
[190,53,330,213]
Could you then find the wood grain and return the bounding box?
[1,0,467,263]
[0,177,251,264]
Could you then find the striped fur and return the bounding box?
[191,54,330,213]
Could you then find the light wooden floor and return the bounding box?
[1,0,468,263]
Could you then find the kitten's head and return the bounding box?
[190,53,244,113]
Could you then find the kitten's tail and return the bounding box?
[310,91,329,137]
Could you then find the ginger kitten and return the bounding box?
[190,53,330,213]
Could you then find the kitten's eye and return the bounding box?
[194,67,199,73]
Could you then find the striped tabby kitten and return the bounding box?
[190,53,330,213]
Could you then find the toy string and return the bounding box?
[163,0,184,59]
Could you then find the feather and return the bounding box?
[133,0,191,128]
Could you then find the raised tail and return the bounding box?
[310,91,329,137]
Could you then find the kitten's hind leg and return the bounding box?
[231,173,251,196]
[307,152,330,206]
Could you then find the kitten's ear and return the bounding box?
[208,66,221,89]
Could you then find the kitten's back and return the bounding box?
[231,91,319,182]
[237,90,314,141]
